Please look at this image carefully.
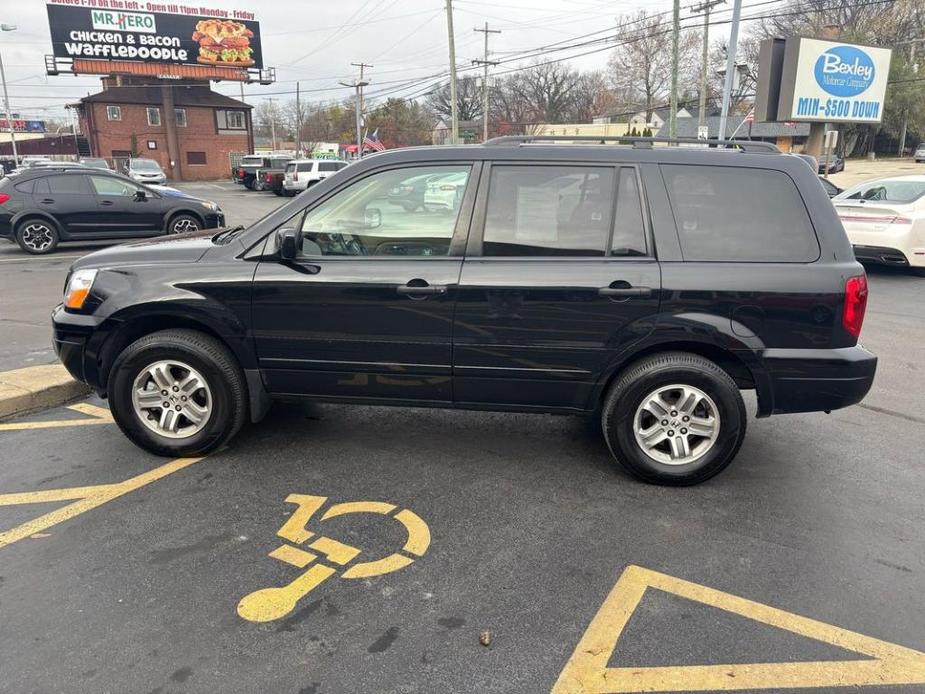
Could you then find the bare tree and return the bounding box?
[427,75,483,123]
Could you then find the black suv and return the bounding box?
[52,137,876,485]
[0,168,224,254]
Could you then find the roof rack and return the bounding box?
[482,135,780,154]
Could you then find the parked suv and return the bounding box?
[52,137,876,485]
[282,159,348,196]
[0,168,224,254]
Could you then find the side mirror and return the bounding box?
[134,189,147,201]
[364,206,382,229]
[277,227,300,260]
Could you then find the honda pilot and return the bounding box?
[52,137,876,485]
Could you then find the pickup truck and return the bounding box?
[233,155,292,190]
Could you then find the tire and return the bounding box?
[108,329,247,457]
[273,188,283,196]
[15,217,60,254]
[167,214,201,234]
[601,352,746,486]
[910,266,925,277]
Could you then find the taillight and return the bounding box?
[0,192,9,204]
[843,274,868,338]
[439,184,456,191]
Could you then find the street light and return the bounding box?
[0,23,18,166]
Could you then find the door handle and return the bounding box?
[397,283,447,297]
[598,286,653,298]
[40,198,54,204]
[100,200,114,206]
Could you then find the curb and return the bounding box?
[0,364,91,420]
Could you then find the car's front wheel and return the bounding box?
[167,214,201,234]
[601,352,746,485]
[108,329,247,457]
[15,218,59,254]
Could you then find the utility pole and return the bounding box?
[691,0,725,135]
[0,24,19,166]
[295,81,301,156]
[473,23,501,142]
[668,0,680,139]
[717,0,742,142]
[445,0,459,144]
[351,62,373,134]
[897,40,923,156]
[339,76,369,159]
[265,97,278,151]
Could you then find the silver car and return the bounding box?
[126,158,167,185]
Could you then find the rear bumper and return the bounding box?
[763,345,877,415]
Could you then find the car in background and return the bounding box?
[914,144,925,163]
[125,158,167,185]
[80,157,111,170]
[234,155,292,190]
[282,159,348,196]
[387,171,440,211]
[423,171,468,212]
[819,177,842,198]
[818,155,844,174]
[833,175,925,275]
[0,168,223,254]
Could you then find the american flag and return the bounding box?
[363,129,386,152]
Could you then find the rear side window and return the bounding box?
[662,165,818,262]
[319,162,340,172]
[612,167,647,257]
[483,165,615,256]
[47,175,90,195]
[297,163,314,172]
[14,179,35,193]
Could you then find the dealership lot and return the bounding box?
[1,267,925,692]
[2,174,925,692]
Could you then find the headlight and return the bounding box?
[201,201,219,212]
[64,268,98,310]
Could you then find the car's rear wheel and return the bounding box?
[109,329,247,457]
[15,218,59,254]
[601,352,746,485]
[167,214,201,234]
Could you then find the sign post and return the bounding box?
[823,128,839,179]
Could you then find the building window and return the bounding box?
[187,151,207,165]
[147,108,161,126]
[175,109,187,127]
[218,111,247,130]
[106,105,121,121]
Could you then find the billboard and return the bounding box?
[46,2,262,71]
[776,38,892,124]
[0,119,46,133]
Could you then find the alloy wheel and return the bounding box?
[131,360,213,439]
[633,384,720,465]
[170,217,199,234]
[20,223,54,252]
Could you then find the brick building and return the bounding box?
[72,78,253,181]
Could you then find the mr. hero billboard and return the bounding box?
[777,38,892,123]
[46,2,263,70]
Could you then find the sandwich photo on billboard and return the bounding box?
[193,20,255,66]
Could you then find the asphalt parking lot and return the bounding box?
[2,178,925,693]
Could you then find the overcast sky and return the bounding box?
[0,0,749,122]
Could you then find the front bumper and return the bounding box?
[52,305,107,391]
[763,345,877,415]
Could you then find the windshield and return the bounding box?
[242,156,264,166]
[839,179,925,204]
[131,160,162,171]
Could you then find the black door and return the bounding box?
[87,175,164,235]
[454,164,661,411]
[32,174,97,236]
[252,162,479,403]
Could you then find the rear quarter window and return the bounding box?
[661,164,819,263]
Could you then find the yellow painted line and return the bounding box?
[341,552,414,579]
[551,565,925,693]
[0,402,113,432]
[0,485,110,506]
[237,563,337,623]
[0,457,205,549]
[309,535,361,565]
[322,500,397,518]
[394,508,431,556]
[276,494,326,544]
[268,544,317,568]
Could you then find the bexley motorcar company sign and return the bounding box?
[778,38,892,123]
[46,1,263,70]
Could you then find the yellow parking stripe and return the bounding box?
[0,403,113,432]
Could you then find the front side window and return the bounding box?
[90,175,142,196]
[483,165,615,256]
[146,107,161,126]
[297,165,471,257]
[662,164,819,263]
[106,105,121,121]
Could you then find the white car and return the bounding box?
[915,144,925,163]
[423,171,468,212]
[125,158,167,185]
[282,159,348,196]
[833,175,925,275]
